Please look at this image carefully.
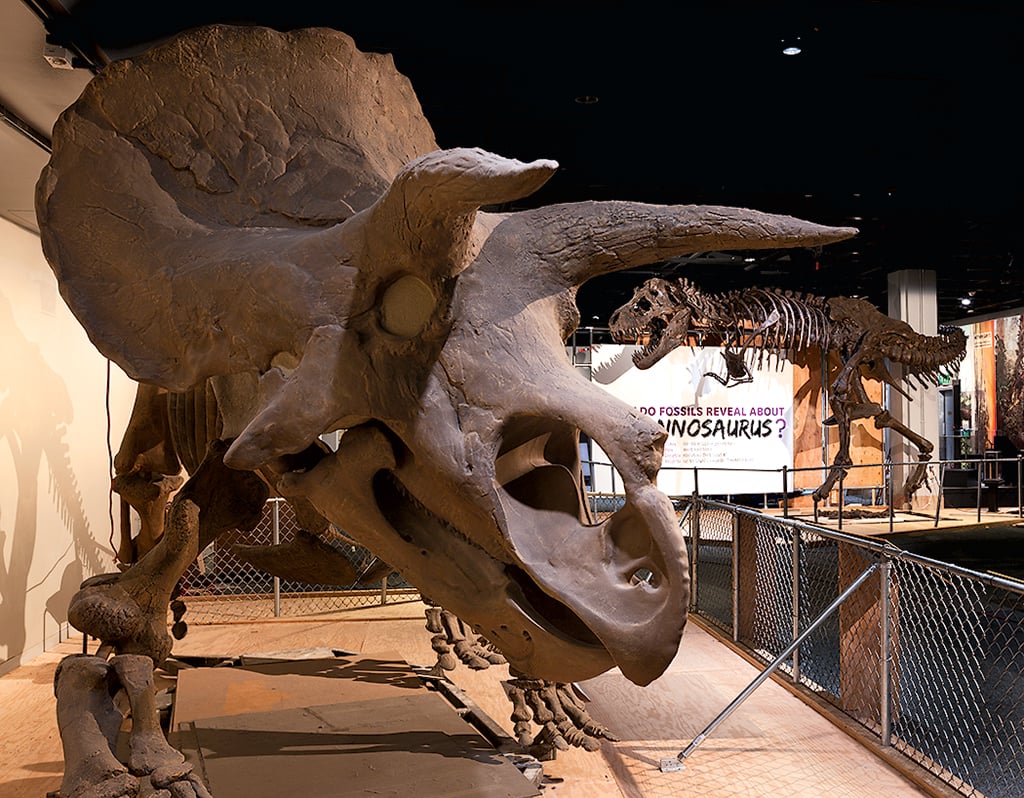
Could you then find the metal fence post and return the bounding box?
[837,472,844,530]
[272,498,281,618]
[690,472,700,613]
[887,461,895,535]
[380,576,388,605]
[1018,455,1023,518]
[732,511,740,642]
[879,556,892,747]
[782,466,789,518]
[791,528,801,683]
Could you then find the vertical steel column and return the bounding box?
[837,472,845,530]
[731,511,740,642]
[887,461,895,535]
[879,557,893,747]
[690,469,700,612]
[791,527,801,683]
[380,575,389,605]
[976,468,983,523]
[782,466,789,518]
[1018,455,1023,518]
[272,498,281,618]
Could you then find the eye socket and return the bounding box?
[635,298,652,313]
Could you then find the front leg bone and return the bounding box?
[109,655,212,798]
[110,655,184,776]
[425,604,507,674]
[68,441,266,664]
[53,654,138,798]
[504,673,619,756]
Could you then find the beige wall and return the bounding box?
[0,217,136,674]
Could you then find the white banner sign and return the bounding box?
[588,344,794,495]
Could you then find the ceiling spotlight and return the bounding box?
[782,45,802,55]
[960,297,972,306]
[575,95,599,105]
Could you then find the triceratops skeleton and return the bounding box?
[36,24,857,796]
[609,277,967,504]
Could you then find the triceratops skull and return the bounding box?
[36,25,856,686]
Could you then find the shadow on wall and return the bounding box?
[0,290,106,666]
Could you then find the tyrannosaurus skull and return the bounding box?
[36,25,856,686]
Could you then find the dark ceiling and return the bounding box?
[4,0,1023,331]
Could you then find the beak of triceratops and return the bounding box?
[279,399,687,687]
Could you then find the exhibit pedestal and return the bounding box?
[168,650,541,798]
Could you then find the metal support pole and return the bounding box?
[879,558,893,747]
[887,462,895,535]
[690,473,700,613]
[837,472,845,530]
[272,499,281,618]
[934,462,945,528]
[976,467,983,523]
[661,562,880,771]
[731,512,740,642]
[1018,455,1023,518]
[380,575,388,605]
[782,466,789,519]
[791,529,801,684]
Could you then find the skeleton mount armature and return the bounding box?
[609,277,967,504]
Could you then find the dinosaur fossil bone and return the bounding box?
[38,25,858,687]
[609,277,967,504]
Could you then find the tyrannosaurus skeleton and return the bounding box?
[609,277,967,505]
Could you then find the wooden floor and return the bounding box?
[1,602,940,798]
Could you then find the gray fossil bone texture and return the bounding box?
[608,277,966,505]
[53,655,136,798]
[38,23,857,698]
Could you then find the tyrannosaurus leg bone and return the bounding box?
[53,654,138,798]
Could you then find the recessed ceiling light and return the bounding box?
[575,95,599,105]
[783,46,802,55]
[961,297,973,306]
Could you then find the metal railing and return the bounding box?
[684,496,1024,797]
[178,498,419,622]
[585,453,1024,530]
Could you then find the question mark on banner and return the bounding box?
[777,418,788,438]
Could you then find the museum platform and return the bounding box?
[1,601,945,798]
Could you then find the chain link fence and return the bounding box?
[178,498,419,622]
[686,496,1024,797]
